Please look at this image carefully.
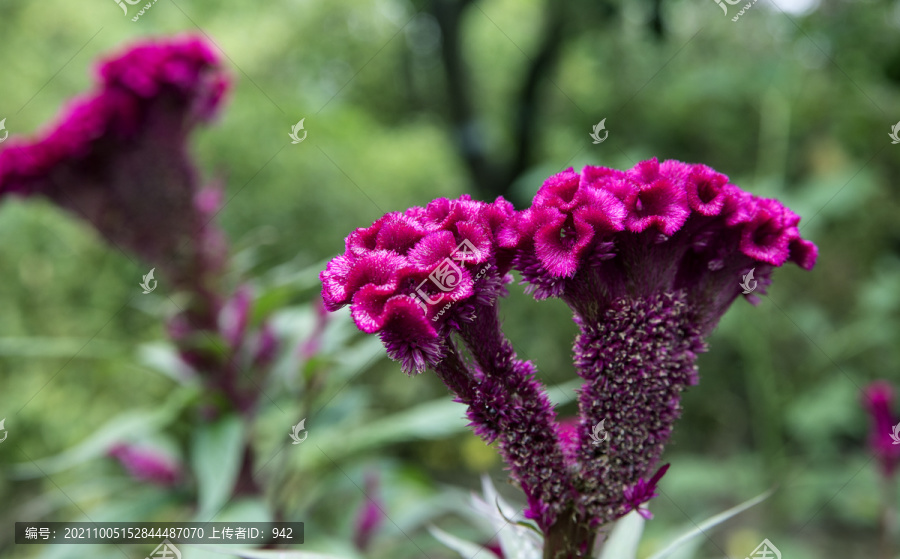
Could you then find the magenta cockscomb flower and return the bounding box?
[321,195,517,374]
[321,195,575,533]
[0,36,229,287]
[108,443,181,486]
[0,36,275,413]
[503,158,816,533]
[322,159,816,556]
[863,381,900,478]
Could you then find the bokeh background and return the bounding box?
[1,0,899,557]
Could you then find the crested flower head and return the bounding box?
[863,381,900,478]
[0,36,230,285]
[504,158,817,332]
[320,195,516,374]
[501,159,818,526]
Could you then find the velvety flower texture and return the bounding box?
[0,36,229,287]
[863,381,900,478]
[322,159,817,555]
[321,195,516,374]
[503,158,817,529]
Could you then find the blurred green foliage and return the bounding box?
[1,0,899,557]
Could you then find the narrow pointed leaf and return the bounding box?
[646,488,774,559]
[596,510,645,559]
[428,526,500,559]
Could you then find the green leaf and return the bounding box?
[472,475,542,559]
[210,498,272,523]
[428,526,500,559]
[192,414,246,521]
[596,510,645,559]
[8,388,196,479]
[0,337,121,358]
[307,379,580,467]
[646,488,774,559]
[138,342,198,384]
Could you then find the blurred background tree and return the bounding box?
[0,0,898,557]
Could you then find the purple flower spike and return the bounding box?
[0,36,230,288]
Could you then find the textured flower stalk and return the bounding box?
[453,302,575,531]
[502,158,817,539]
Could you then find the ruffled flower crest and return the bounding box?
[320,195,516,374]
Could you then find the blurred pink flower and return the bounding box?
[108,443,181,486]
[863,381,900,478]
[0,36,230,288]
[352,472,384,552]
[252,321,279,368]
[299,297,330,360]
[220,285,253,349]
